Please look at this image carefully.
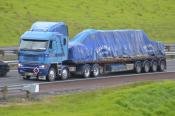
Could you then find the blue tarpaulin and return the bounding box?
[68,29,165,62]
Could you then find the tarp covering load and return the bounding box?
[68,29,165,62]
[30,21,68,36]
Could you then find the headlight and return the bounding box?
[18,63,23,67]
[39,64,48,69]
[39,65,45,68]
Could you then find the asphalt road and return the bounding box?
[39,72,175,95]
[0,59,175,87]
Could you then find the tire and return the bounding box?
[134,61,142,74]
[143,61,150,73]
[91,64,100,77]
[99,66,104,75]
[158,60,166,72]
[82,64,90,78]
[23,76,30,80]
[47,67,56,81]
[0,71,7,77]
[151,61,158,72]
[60,68,69,80]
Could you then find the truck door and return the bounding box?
[61,37,68,60]
[53,39,64,62]
[55,35,68,61]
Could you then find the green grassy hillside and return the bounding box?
[0,0,175,46]
[1,81,175,116]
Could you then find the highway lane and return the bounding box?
[0,59,175,87]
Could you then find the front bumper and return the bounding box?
[18,66,49,80]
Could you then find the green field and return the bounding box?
[0,0,175,46]
[0,81,175,116]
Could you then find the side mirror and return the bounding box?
[49,40,52,49]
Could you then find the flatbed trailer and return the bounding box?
[63,56,166,77]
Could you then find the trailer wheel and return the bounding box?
[47,67,56,81]
[151,61,158,72]
[60,68,69,80]
[91,64,100,77]
[134,61,142,73]
[143,61,150,73]
[99,66,104,75]
[82,64,90,78]
[158,60,166,72]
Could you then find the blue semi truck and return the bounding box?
[18,21,166,81]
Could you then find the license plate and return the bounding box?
[25,73,34,76]
[69,67,76,71]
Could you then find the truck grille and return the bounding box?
[24,56,39,61]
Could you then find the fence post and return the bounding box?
[0,50,5,56]
[1,86,8,100]
[26,90,31,99]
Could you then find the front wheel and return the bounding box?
[47,67,56,81]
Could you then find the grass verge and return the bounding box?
[0,80,175,116]
[0,0,175,46]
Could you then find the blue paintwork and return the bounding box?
[18,22,68,77]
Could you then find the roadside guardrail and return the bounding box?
[165,43,175,52]
[4,60,18,64]
[166,52,175,56]
[0,47,18,56]
[0,44,175,65]
[0,84,39,100]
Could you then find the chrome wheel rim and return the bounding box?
[62,69,68,80]
[136,64,141,73]
[93,67,99,76]
[145,63,149,72]
[84,68,90,77]
[49,69,55,81]
[160,62,165,71]
[152,62,157,72]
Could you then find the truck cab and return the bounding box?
[18,22,68,81]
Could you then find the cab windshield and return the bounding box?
[20,39,48,51]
